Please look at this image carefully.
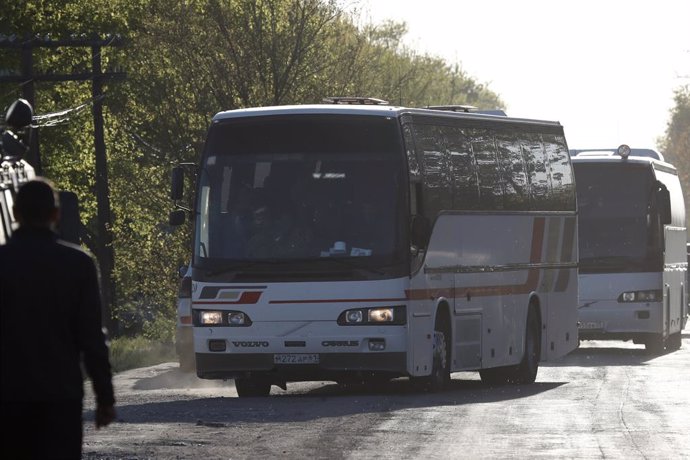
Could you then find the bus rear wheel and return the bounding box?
[234,377,271,397]
[479,367,508,385]
[482,306,540,386]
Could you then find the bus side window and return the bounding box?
[543,134,576,211]
[414,124,453,217]
[522,133,552,211]
[402,123,421,181]
[495,129,529,211]
[468,128,504,210]
[442,125,480,211]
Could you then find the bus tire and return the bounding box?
[666,331,681,351]
[234,378,271,397]
[412,330,450,392]
[644,334,666,354]
[479,367,508,386]
[507,306,541,384]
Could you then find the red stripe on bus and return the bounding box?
[405,216,546,300]
[193,291,263,305]
[269,297,408,304]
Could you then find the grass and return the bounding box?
[109,336,177,373]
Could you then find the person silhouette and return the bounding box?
[0,178,116,460]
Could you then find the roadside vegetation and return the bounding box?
[1,0,504,347]
[109,337,177,373]
[2,1,686,355]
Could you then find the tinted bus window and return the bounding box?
[441,126,480,210]
[522,133,551,210]
[469,128,503,209]
[574,163,657,272]
[496,129,530,211]
[543,134,575,210]
[413,124,453,218]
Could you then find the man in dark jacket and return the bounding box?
[0,178,116,459]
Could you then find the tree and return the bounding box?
[659,85,690,229]
[2,0,506,339]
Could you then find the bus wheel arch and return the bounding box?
[511,298,542,384]
[528,294,545,359]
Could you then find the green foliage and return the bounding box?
[659,85,690,230]
[2,0,505,341]
[108,336,176,373]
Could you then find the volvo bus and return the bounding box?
[170,98,579,396]
[571,145,687,353]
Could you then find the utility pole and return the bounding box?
[0,34,126,335]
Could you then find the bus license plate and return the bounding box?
[274,354,320,364]
[578,321,605,330]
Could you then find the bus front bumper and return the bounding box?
[577,301,663,341]
[195,351,407,381]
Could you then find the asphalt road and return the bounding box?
[82,326,690,460]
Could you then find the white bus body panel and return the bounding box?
[578,272,664,334]
[193,277,411,376]
[408,213,578,375]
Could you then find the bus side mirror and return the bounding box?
[169,209,185,226]
[171,166,184,200]
[657,188,671,225]
[410,215,430,249]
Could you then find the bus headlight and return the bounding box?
[368,308,394,323]
[200,311,223,325]
[228,312,247,325]
[345,310,364,323]
[194,310,253,326]
[338,306,406,326]
[618,290,662,303]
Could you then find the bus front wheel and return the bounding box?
[235,377,271,397]
[666,332,682,351]
[644,334,666,354]
[411,330,450,392]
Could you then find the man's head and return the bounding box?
[13,178,60,228]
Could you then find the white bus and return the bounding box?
[170,98,579,396]
[571,145,688,353]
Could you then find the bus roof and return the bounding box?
[570,151,677,174]
[570,147,663,161]
[212,103,563,128]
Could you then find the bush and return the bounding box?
[108,336,177,373]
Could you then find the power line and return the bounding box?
[31,95,106,127]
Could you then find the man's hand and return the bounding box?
[95,404,117,429]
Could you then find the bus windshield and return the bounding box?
[574,163,662,273]
[194,115,406,277]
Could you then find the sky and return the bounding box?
[347,0,690,151]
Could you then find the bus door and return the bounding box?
[663,225,686,336]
